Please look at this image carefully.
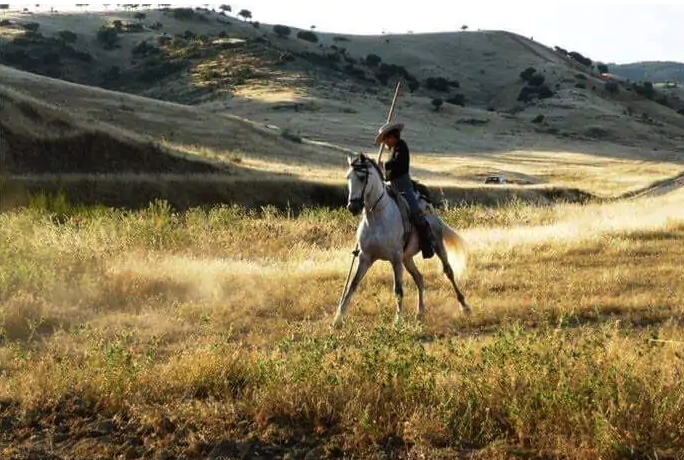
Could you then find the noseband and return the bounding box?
[349,160,385,213]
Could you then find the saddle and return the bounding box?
[385,180,435,249]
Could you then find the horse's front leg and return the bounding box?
[391,255,404,326]
[332,252,374,329]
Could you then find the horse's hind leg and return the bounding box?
[403,254,426,320]
[391,256,405,326]
[435,244,472,315]
[332,253,374,328]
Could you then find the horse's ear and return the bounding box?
[359,152,367,161]
[347,153,355,165]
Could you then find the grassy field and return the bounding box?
[2,7,684,459]
[2,193,684,459]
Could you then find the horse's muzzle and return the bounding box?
[347,199,363,215]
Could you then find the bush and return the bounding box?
[632,81,655,99]
[96,27,119,50]
[172,7,195,20]
[431,98,443,111]
[596,63,609,74]
[604,81,619,95]
[375,71,390,85]
[22,22,40,32]
[575,73,587,80]
[134,12,146,21]
[344,64,366,80]
[365,53,382,66]
[150,21,163,31]
[273,24,291,38]
[445,94,465,106]
[575,82,586,89]
[297,30,318,43]
[532,114,545,123]
[57,30,78,43]
[333,36,350,42]
[528,73,545,86]
[425,76,450,92]
[132,40,161,57]
[520,67,536,82]
[407,79,420,92]
[568,51,592,67]
[518,84,554,103]
[0,19,12,26]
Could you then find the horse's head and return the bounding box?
[345,152,383,216]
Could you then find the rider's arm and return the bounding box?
[385,140,410,177]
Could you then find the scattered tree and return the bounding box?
[461,25,468,31]
[273,24,291,38]
[219,4,231,13]
[297,30,318,43]
[597,63,609,74]
[237,9,251,21]
[365,53,382,66]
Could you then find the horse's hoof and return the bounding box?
[461,303,473,315]
[394,314,403,326]
[331,316,343,329]
[416,311,426,322]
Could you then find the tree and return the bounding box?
[597,63,609,74]
[365,53,382,66]
[273,24,291,38]
[133,11,146,20]
[219,4,231,13]
[237,9,251,20]
[461,25,468,31]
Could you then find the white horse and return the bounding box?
[332,152,472,328]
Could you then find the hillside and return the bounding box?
[611,61,684,84]
[2,6,684,206]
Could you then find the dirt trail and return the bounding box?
[618,170,684,199]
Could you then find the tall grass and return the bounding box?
[2,198,684,459]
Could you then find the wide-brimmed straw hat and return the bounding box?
[374,121,405,146]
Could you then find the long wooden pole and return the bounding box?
[376,78,403,165]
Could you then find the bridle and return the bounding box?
[348,160,385,213]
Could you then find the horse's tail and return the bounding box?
[440,220,468,279]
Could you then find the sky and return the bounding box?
[6,2,684,64]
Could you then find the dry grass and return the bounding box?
[3,10,684,199]
[2,194,684,459]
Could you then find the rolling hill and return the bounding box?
[610,61,684,84]
[2,5,684,208]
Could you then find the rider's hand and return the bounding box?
[378,160,384,169]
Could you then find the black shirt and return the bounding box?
[384,139,410,181]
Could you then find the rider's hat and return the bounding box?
[374,121,405,146]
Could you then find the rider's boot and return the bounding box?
[411,211,436,259]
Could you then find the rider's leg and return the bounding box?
[391,175,435,259]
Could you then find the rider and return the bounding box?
[376,121,436,259]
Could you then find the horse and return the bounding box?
[331,152,472,328]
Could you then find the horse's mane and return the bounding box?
[360,154,385,181]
